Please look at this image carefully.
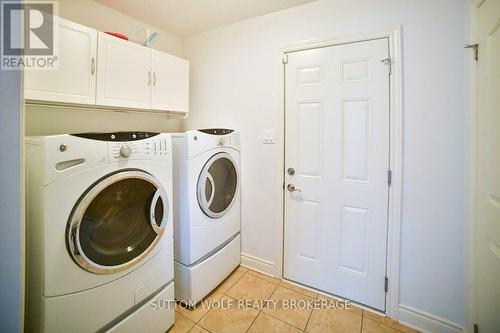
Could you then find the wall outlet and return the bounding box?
[263,129,275,144]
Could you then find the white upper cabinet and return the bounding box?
[24,17,189,115]
[24,18,97,105]
[96,32,152,109]
[151,50,189,113]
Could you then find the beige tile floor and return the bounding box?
[167,266,419,333]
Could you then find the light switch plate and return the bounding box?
[263,129,275,144]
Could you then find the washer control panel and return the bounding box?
[108,134,170,161]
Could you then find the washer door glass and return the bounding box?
[197,152,238,219]
[68,171,168,274]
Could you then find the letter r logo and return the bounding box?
[1,2,54,56]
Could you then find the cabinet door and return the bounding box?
[96,32,152,109]
[151,50,189,113]
[24,18,97,105]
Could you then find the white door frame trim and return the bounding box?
[465,1,483,332]
[276,27,404,320]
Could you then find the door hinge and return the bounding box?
[473,323,479,333]
[384,276,389,292]
[381,57,392,75]
[387,170,392,186]
[282,53,288,65]
[465,43,479,61]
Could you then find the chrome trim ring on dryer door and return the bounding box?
[67,170,169,274]
[197,152,239,219]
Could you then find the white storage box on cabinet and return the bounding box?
[96,31,152,109]
[151,50,189,113]
[24,17,97,105]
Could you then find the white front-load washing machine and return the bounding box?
[26,132,175,333]
[172,129,241,304]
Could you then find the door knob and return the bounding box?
[287,184,301,192]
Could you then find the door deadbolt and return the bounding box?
[287,167,295,176]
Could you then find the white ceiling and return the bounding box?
[94,0,317,37]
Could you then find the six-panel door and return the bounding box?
[284,38,391,310]
[24,17,97,105]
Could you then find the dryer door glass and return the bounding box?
[197,152,238,219]
[68,171,169,274]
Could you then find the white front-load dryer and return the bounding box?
[26,132,175,333]
[172,129,241,304]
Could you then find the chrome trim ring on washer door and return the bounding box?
[67,170,169,274]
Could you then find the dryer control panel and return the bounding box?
[183,129,240,160]
[196,128,239,148]
[199,128,234,135]
[216,135,235,147]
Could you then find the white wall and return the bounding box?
[0,1,23,331]
[26,0,185,136]
[0,66,23,333]
[184,0,466,327]
[59,0,183,56]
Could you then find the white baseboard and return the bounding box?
[240,253,276,277]
[398,304,464,333]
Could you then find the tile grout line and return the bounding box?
[261,306,311,332]
[274,280,319,331]
[176,311,197,333]
[244,269,281,333]
[223,268,249,296]
[185,267,345,333]
[360,309,364,333]
[179,268,254,333]
[258,284,307,332]
[278,282,319,300]
[244,308,261,333]
[302,303,314,333]
[181,266,411,333]
[260,309,308,333]
[188,268,250,332]
[362,311,407,333]
[218,293,260,333]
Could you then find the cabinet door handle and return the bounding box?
[148,71,151,86]
[153,72,156,86]
[91,57,95,75]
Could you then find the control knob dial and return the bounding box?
[120,145,132,158]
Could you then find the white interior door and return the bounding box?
[284,38,390,310]
[475,0,500,331]
[24,17,97,104]
[151,50,189,112]
[96,32,152,109]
